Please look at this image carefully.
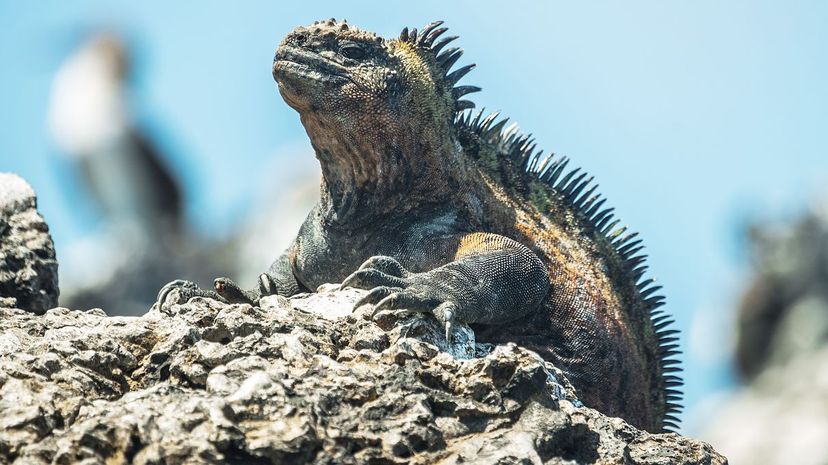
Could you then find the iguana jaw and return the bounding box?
[273,46,354,112]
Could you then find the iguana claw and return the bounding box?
[342,255,459,342]
[340,269,407,291]
[155,279,226,312]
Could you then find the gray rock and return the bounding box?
[701,198,828,464]
[703,347,828,465]
[0,288,725,464]
[0,173,59,313]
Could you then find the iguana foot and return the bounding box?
[156,279,227,312]
[342,256,458,341]
[156,275,267,311]
[213,275,268,305]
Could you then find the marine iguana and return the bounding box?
[157,19,682,432]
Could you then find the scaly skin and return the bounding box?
[157,19,682,432]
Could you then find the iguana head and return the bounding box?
[273,19,477,134]
[272,20,480,221]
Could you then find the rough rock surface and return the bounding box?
[0,287,725,464]
[0,173,58,313]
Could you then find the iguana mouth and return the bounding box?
[273,46,352,87]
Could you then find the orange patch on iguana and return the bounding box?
[453,232,510,259]
[478,169,632,329]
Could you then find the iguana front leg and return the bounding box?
[341,233,551,340]
[156,252,302,310]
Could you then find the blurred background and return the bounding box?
[1,1,826,461]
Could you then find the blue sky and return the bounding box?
[1,1,827,434]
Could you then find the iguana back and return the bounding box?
[454,109,682,431]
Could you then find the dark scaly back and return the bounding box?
[398,21,683,432]
[454,110,684,431]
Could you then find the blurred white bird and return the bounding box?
[48,33,182,243]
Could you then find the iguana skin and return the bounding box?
[158,19,682,432]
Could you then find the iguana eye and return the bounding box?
[340,43,366,60]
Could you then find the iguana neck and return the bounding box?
[300,112,465,228]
